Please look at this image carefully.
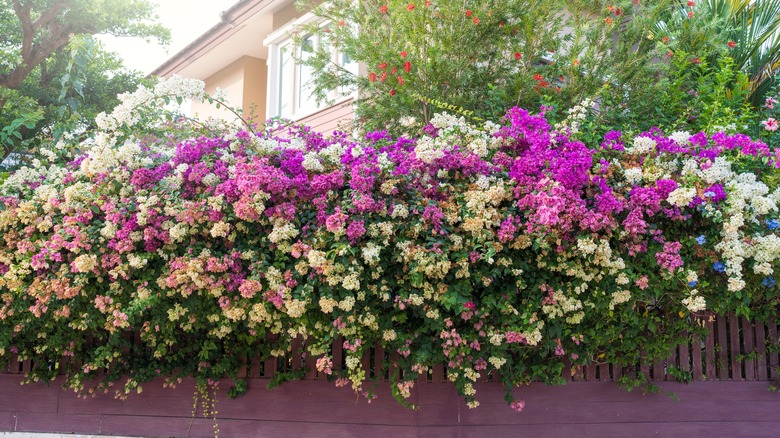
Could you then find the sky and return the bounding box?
[98,0,236,75]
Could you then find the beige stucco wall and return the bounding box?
[190,56,267,125]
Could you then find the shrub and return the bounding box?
[1,78,779,409]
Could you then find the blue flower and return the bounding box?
[713,261,726,273]
[688,281,698,287]
[763,276,776,288]
[695,235,706,245]
[766,219,780,230]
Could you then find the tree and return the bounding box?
[656,0,780,104]
[299,0,677,135]
[0,0,170,164]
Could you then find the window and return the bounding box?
[265,14,358,120]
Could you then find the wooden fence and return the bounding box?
[4,314,778,384]
[1,313,779,437]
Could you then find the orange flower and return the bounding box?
[379,5,388,13]
[605,17,613,25]
[407,3,415,11]
[662,36,669,43]
[533,74,543,81]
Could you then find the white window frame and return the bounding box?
[264,13,358,121]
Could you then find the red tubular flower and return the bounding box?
[389,89,396,95]
[379,5,388,13]
[369,72,377,82]
[378,62,387,69]
[399,51,408,58]
[727,41,736,49]
[380,72,388,82]
[514,52,522,60]
[465,10,473,17]
[397,76,405,85]
[533,73,543,81]
[473,17,479,25]
[407,3,415,11]
[403,61,411,72]
[391,66,397,74]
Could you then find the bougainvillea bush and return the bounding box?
[1,77,779,411]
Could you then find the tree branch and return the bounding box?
[3,1,73,89]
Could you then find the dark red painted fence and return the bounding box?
[1,314,779,437]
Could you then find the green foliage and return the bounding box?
[655,0,780,104]
[299,0,677,135]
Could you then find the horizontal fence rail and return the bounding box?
[3,314,779,384]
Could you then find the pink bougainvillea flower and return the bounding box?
[762,118,779,131]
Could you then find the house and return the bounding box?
[151,0,355,135]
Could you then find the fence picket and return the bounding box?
[598,362,610,381]
[729,314,742,380]
[374,346,385,381]
[741,317,756,381]
[769,317,779,380]
[691,332,702,381]
[717,315,730,379]
[585,364,597,382]
[704,317,716,380]
[432,364,445,383]
[678,332,690,373]
[755,322,768,381]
